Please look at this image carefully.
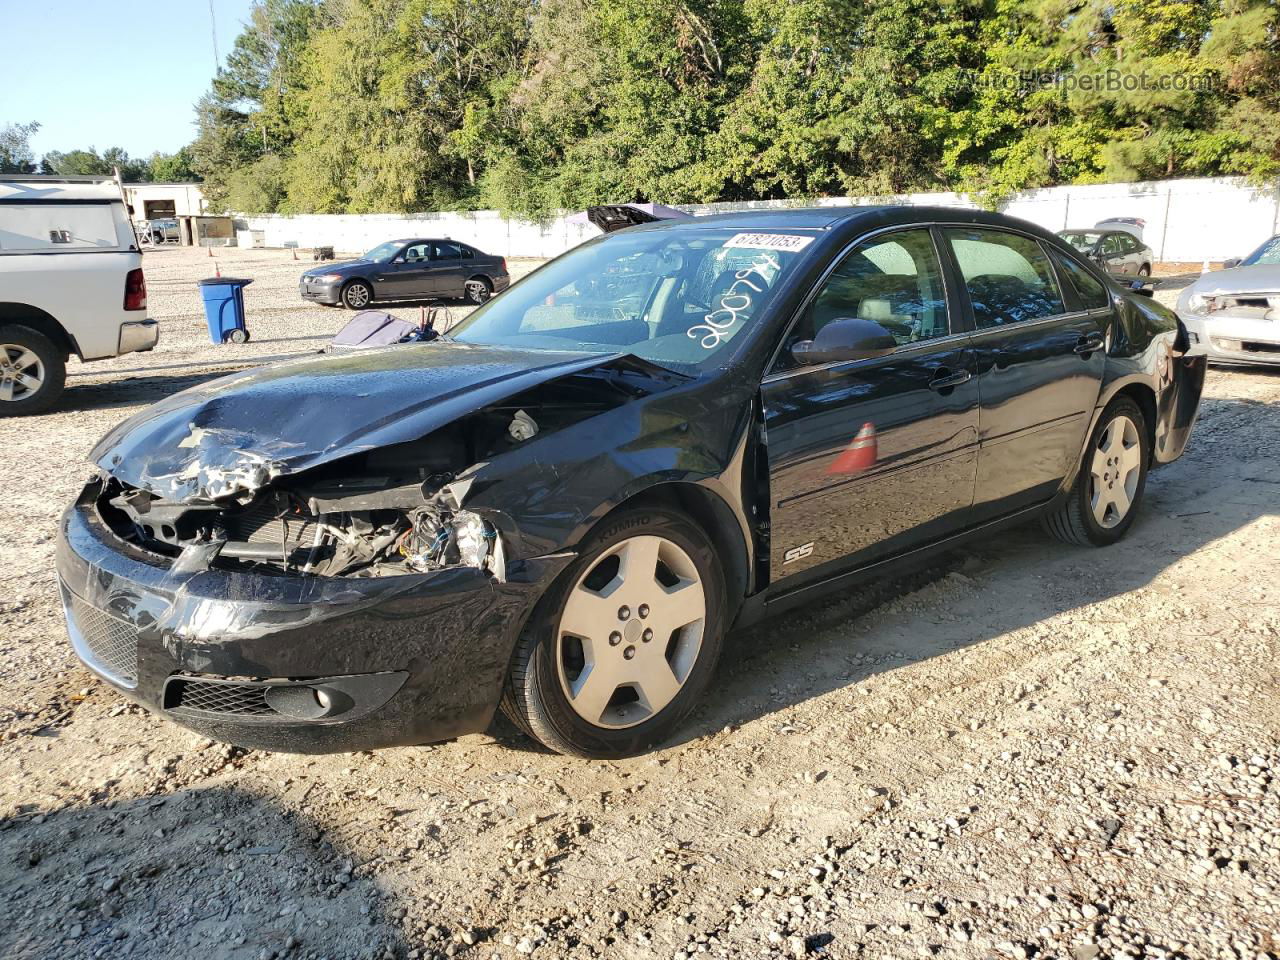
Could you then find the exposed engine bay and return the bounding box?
[94,398,571,580]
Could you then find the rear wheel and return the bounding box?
[342,281,372,310]
[0,325,65,417]
[501,507,726,758]
[1138,264,1151,277]
[1043,396,1148,546]
[464,277,492,305]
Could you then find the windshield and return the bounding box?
[362,241,403,262]
[1242,235,1280,266]
[1058,231,1102,252]
[446,227,814,372]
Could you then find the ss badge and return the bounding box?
[782,541,814,565]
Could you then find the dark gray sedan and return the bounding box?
[299,238,510,309]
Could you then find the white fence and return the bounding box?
[236,176,1280,262]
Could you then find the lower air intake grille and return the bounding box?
[67,593,139,687]
[166,678,276,718]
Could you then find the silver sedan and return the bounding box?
[1176,236,1280,366]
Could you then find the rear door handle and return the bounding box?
[1074,332,1105,354]
[929,367,972,391]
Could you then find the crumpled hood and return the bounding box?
[91,342,625,502]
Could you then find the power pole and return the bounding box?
[209,0,220,70]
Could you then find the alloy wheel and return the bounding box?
[556,535,705,729]
[1089,414,1142,529]
[0,344,45,402]
[465,280,490,304]
[345,283,371,309]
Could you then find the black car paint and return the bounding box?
[59,206,1205,753]
[298,239,509,305]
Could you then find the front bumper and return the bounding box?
[55,490,571,753]
[1181,312,1280,366]
[118,319,159,355]
[299,278,342,304]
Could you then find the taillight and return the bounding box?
[124,268,147,310]
[500,257,507,273]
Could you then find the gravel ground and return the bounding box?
[1,248,1277,960]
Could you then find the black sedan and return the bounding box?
[1057,228,1155,277]
[299,238,510,309]
[58,207,1205,758]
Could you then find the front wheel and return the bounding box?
[342,281,373,310]
[501,507,726,758]
[1043,396,1149,546]
[1137,264,1151,277]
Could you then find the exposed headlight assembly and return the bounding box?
[1185,292,1218,314]
[309,273,344,283]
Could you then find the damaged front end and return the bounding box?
[97,472,506,581]
[92,401,559,581]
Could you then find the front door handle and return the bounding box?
[929,367,972,391]
[1074,332,1105,355]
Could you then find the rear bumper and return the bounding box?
[118,319,159,354]
[55,487,571,753]
[493,275,511,293]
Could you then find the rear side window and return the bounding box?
[433,242,462,260]
[944,228,1065,328]
[1051,251,1110,309]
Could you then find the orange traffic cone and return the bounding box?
[207,244,214,257]
[292,247,298,260]
[215,262,222,278]
[828,422,878,475]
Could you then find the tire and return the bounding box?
[0,325,66,417]
[1138,264,1151,277]
[501,506,727,758]
[341,281,373,310]
[225,328,250,344]
[1043,396,1149,547]
[464,277,492,305]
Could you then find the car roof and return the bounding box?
[622,205,1059,237]
[393,238,469,245]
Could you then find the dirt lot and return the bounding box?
[1,247,1277,960]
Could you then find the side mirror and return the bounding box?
[1223,258,1241,269]
[791,317,897,365]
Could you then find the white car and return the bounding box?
[1176,235,1280,366]
[0,175,158,414]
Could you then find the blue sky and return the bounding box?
[2,0,257,159]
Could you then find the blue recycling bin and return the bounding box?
[198,277,253,344]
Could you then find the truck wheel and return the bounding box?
[0,325,66,417]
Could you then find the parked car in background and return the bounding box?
[1057,228,1154,276]
[137,218,179,244]
[299,238,510,309]
[0,175,157,415]
[59,207,1204,758]
[1176,236,1280,365]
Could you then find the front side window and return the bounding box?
[402,242,430,261]
[448,227,811,372]
[774,228,949,371]
[945,228,1065,328]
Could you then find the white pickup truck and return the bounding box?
[0,175,158,415]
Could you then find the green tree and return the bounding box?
[147,147,200,182]
[0,121,40,174]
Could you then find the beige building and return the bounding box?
[122,182,207,221]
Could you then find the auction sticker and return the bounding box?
[725,232,815,252]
